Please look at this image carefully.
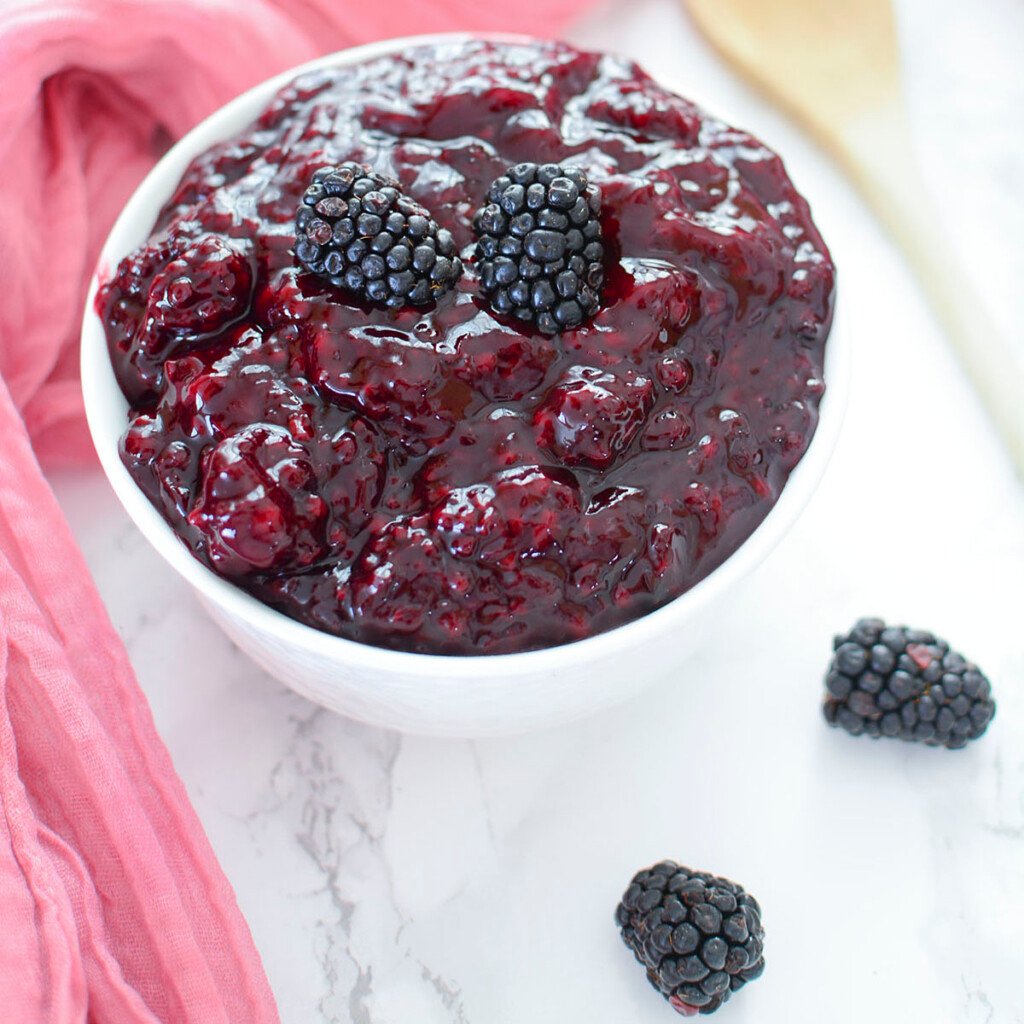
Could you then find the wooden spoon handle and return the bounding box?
[831,102,1024,472]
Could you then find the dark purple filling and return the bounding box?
[97,39,834,655]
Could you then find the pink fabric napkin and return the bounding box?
[0,1,595,1020]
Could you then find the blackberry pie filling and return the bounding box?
[97,38,835,655]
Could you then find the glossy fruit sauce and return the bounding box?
[97,39,835,655]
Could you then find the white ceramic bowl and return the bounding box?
[81,33,848,737]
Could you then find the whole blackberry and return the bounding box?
[472,162,604,335]
[823,618,996,749]
[294,163,462,308]
[616,861,765,1016]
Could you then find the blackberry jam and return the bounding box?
[97,39,835,655]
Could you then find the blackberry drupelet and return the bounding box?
[294,163,462,308]
[472,162,605,335]
[823,618,996,749]
[616,861,765,1016]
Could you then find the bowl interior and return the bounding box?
[80,33,849,679]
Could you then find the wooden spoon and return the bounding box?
[683,0,1024,473]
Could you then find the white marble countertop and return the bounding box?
[51,0,1023,1020]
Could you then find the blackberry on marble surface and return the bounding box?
[616,861,765,1016]
[472,162,605,334]
[294,162,462,308]
[823,618,996,749]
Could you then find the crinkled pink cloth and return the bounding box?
[0,1,593,1020]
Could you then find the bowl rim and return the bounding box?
[80,31,848,679]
